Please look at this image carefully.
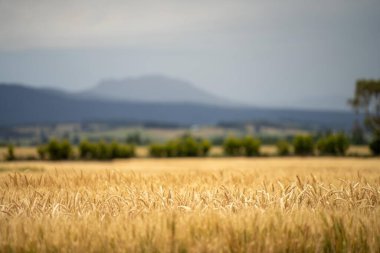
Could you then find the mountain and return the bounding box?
[81,75,233,106]
[0,83,356,130]
[290,94,351,111]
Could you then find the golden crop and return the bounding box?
[0,158,379,252]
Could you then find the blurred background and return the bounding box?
[0,0,379,157]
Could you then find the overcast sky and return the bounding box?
[0,0,379,110]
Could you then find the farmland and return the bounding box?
[0,157,379,252]
[0,145,372,161]
[0,122,310,146]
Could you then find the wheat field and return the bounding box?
[0,158,379,252]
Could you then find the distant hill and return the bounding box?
[0,83,356,130]
[81,75,232,106]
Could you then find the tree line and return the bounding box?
[3,132,379,161]
[36,139,135,160]
[222,133,351,157]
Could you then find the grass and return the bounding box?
[0,158,379,252]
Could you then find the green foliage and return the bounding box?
[369,134,380,156]
[177,137,202,157]
[59,140,72,160]
[223,137,243,156]
[164,140,178,157]
[293,135,314,156]
[149,136,211,158]
[95,141,110,160]
[38,139,73,160]
[79,140,135,160]
[316,133,350,156]
[200,139,211,155]
[223,136,260,156]
[5,144,15,161]
[45,139,60,160]
[176,138,197,157]
[149,144,168,157]
[276,140,290,156]
[113,143,135,159]
[242,137,260,156]
[78,140,95,160]
[349,79,380,133]
[37,145,47,160]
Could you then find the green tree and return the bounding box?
[37,145,47,160]
[242,136,260,156]
[276,140,290,156]
[369,134,380,156]
[59,139,72,160]
[200,140,211,156]
[46,139,62,160]
[96,141,112,160]
[317,133,350,156]
[79,140,135,160]
[79,140,96,159]
[149,136,211,158]
[41,139,73,160]
[223,137,243,156]
[293,135,314,156]
[149,144,167,157]
[349,79,380,133]
[349,79,380,155]
[5,144,15,161]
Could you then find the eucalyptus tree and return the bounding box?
[349,79,380,133]
[349,79,380,154]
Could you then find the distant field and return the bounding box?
[0,123,310,145]
[0,145,372,161]
[0,157,379,252]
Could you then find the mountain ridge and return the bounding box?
[0,83,355,130]
[80,74,236,107]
